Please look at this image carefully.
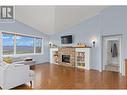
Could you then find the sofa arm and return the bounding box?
[0,64,32,89]
[4,65,30,88]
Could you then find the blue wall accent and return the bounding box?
[100,6,127,75]
[0,6,127,75]
[0,20,50,64]
[50,15,101,70]
[50,6,127,75]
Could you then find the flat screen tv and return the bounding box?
[61,35,73,44]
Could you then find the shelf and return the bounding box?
[76,66,85,69]
[76,62,85,63]
[77,63,85,66]
[76,51,85,68]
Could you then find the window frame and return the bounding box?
[1,31,44,57]
[35,37,43,54]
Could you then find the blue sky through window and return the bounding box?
[16,36,34,46]
[3,33,14,46]
[3,33,34,46]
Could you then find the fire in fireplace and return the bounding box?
[62,55,70,63]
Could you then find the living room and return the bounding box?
[0,6,127,89]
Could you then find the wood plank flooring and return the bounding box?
[14,63,126,89]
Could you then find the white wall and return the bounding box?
[50,6,127,75]
[15,6,107,35]
[54,6,106,33]
[0,20,50,64]
[15,6,55,35]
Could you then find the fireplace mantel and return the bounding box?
[50,47,91,70]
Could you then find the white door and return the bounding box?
[102,35,122,72]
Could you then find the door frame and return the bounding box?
[102,34,122,73]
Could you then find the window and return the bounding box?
[16,35,34,54]
[2,32,43,55]
[35,38,42,53]
[2,33,14,55]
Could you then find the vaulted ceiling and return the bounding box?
[15,6,108,35]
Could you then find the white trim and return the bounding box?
[0,32,3,62]
[34,37,43,55]
[102,35,122,73]
[0,30,44,39]
[119,35,122,74]
[14,34,16,56]
[41,38,44,55]
[33,38,36,54]
[2,53,43,57]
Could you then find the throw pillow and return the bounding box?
[3,57,13,64]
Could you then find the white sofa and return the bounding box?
[0,63,35,89]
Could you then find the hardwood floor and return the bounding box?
[14,63,126,89]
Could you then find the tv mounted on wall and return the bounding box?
[61,35,73,44]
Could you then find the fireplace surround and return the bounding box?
[58,47,75,67]
[50,47,91,69]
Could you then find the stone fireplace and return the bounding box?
[58,47,75,67]
[50,47,91,69]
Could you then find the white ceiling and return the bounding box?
[15,6,107,35]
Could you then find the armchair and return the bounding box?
[0,64,35,89]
